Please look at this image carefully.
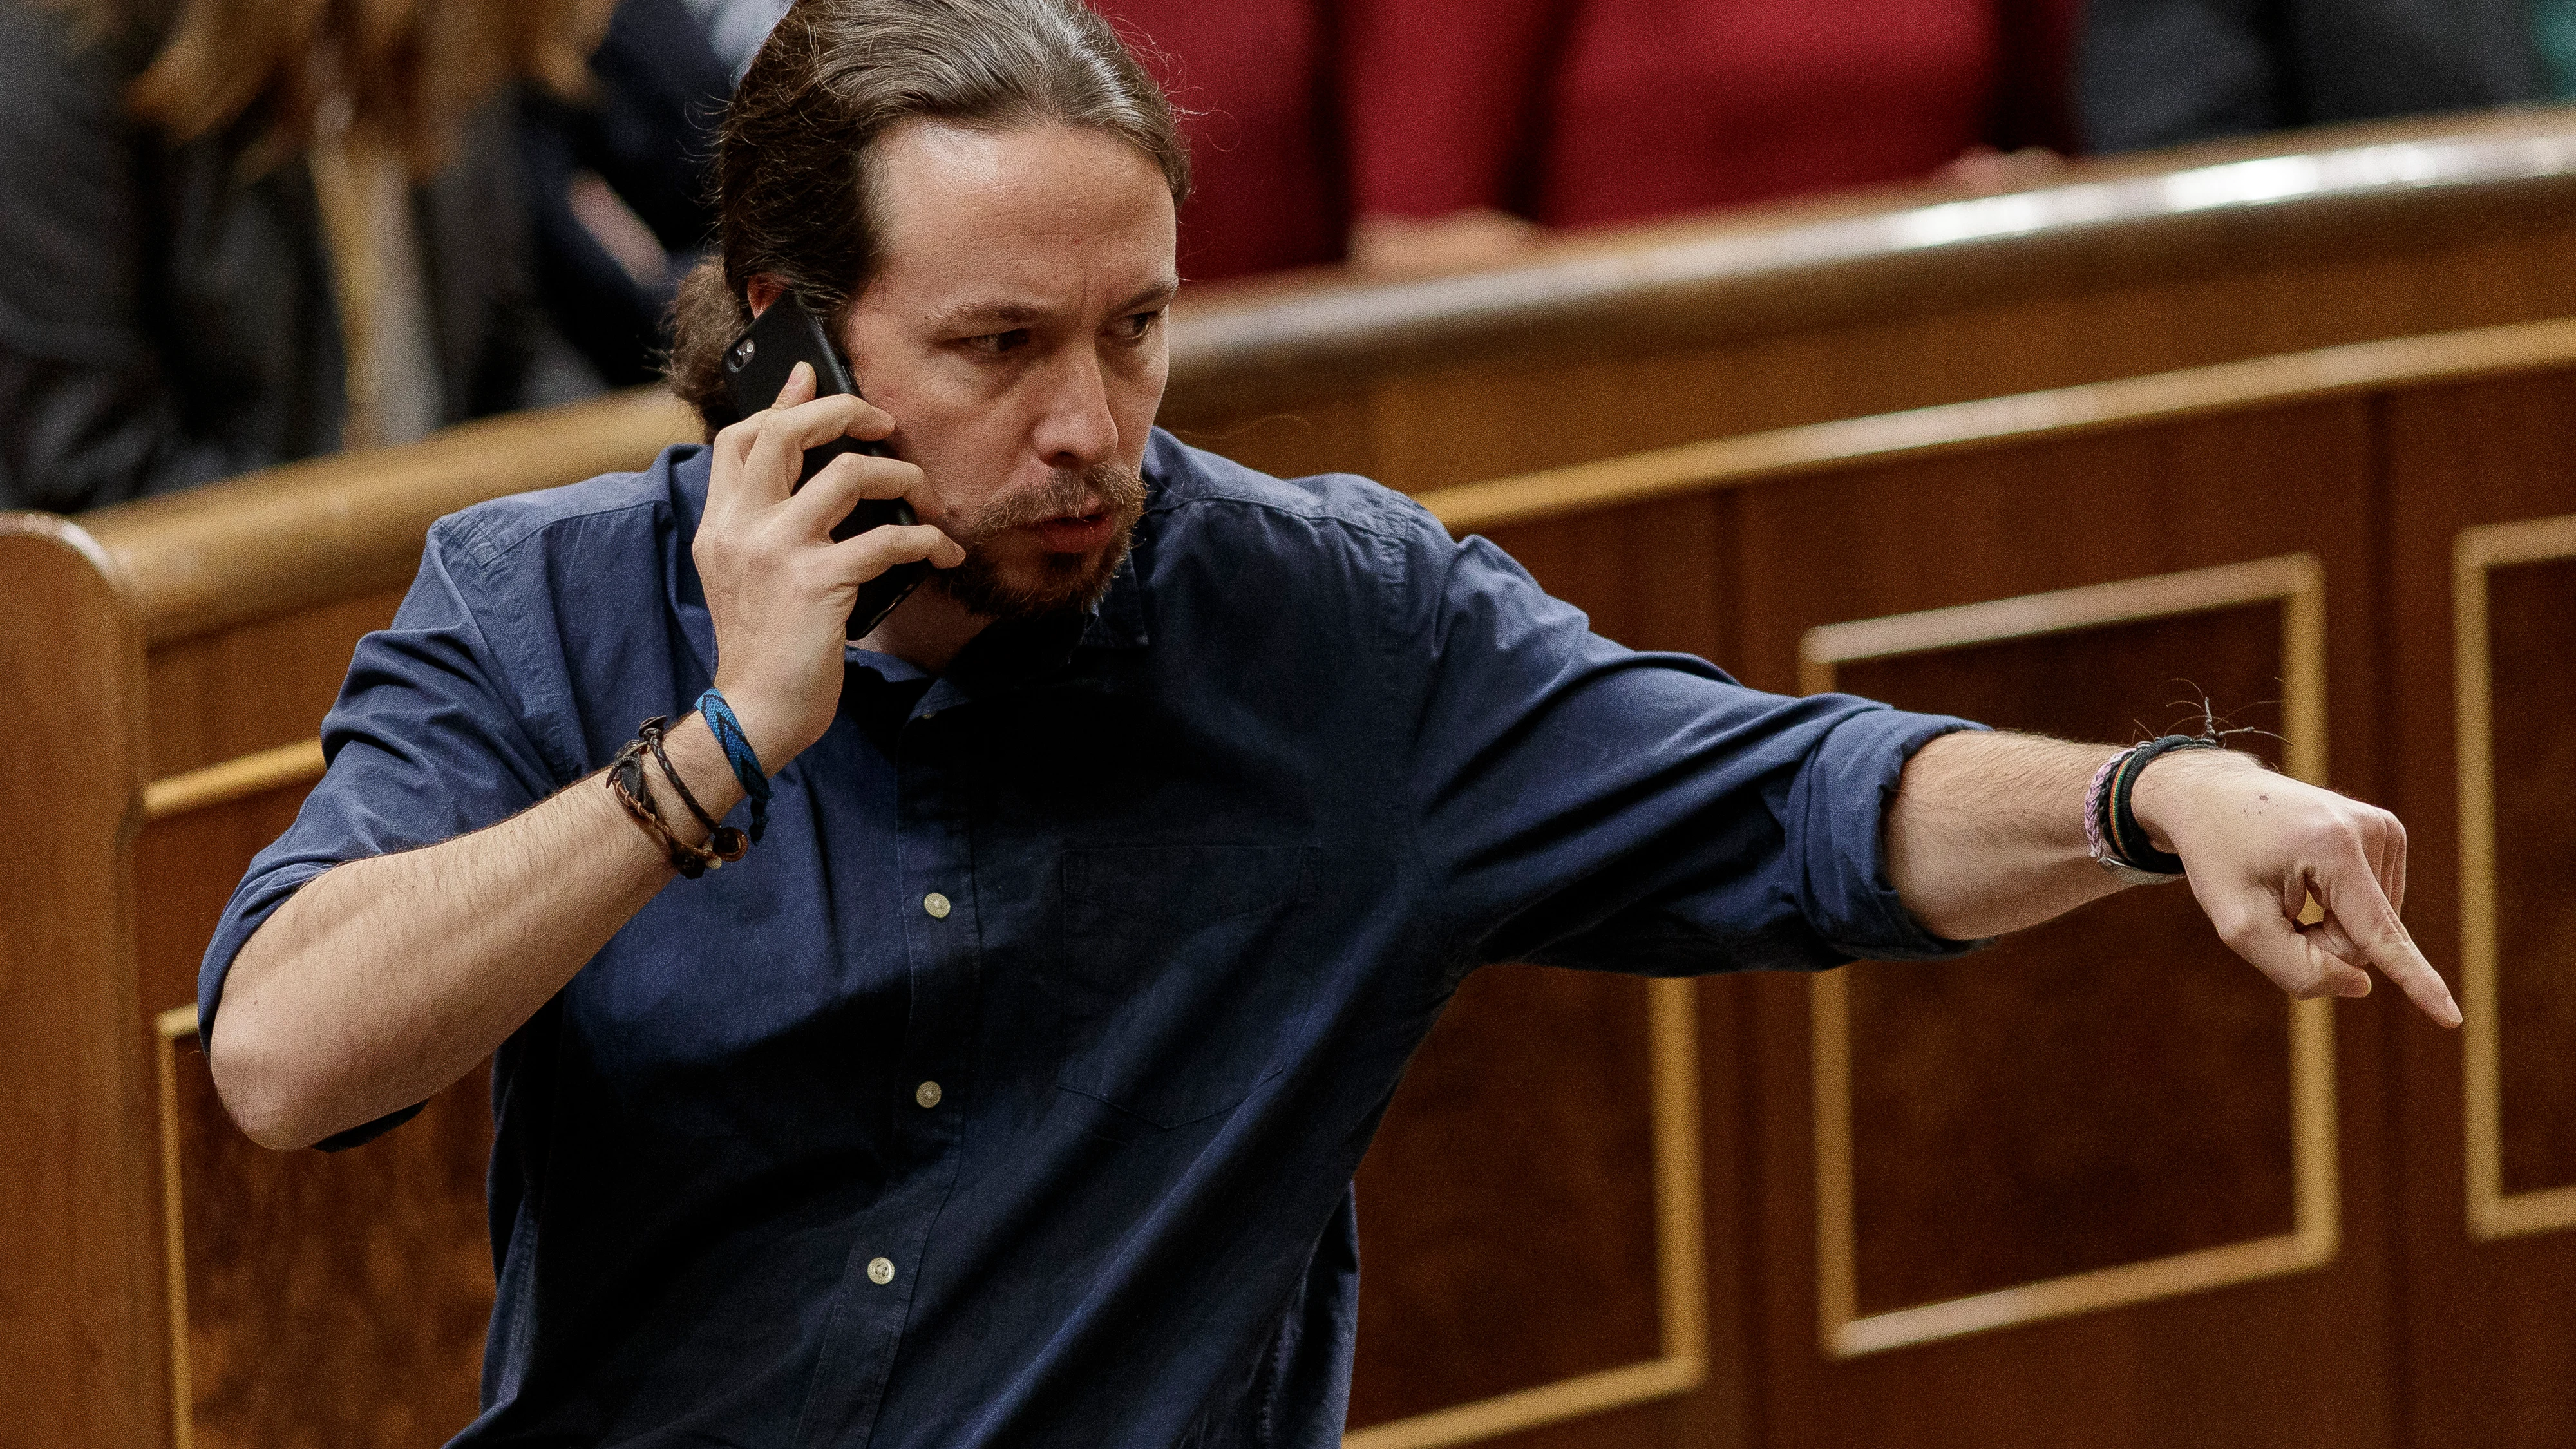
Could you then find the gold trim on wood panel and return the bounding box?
[2454,517,2576,1240]
[1343,978,1707,1449]
[155,1005,198,1449]
[143,739,326,822]
[1798,555,2338,1357]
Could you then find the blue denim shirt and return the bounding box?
[202,431,1978,1448]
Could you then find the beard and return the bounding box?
[931,460,1149,621]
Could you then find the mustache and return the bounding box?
[952,462,1149,545]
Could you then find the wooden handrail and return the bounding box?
[79,390,696,647]
[1166,107,2576,391]
[1416,315,2576,533]
[79,309,2576,658]
[68,106,2576,647]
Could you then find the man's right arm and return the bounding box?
[208,364,964,1150]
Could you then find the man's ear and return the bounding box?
[746,274,785,318]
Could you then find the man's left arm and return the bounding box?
[1887,731,2461,1027]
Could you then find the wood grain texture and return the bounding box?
[0,520,171,1449]
[144,591,408,779]
[1732,398,2398,1449]
[1349,967,1663,1428]
[135,790,315,1032]
[79,390,694,648]
[2479,558,2576,1201]
[168,1038,494,1449]
[2380,370,2576,1449]
[1418,316,2576,536]
[1835,609,2299,1315]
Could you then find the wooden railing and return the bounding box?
[13,111,2576,1449]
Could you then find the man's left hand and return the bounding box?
[2132,750,2461,1027]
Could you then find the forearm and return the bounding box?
[1884,730,2128,940]
[213,714,744,1148]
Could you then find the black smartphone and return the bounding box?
[721,295,928,639]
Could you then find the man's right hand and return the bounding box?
[693,361,964,772]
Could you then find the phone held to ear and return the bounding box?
[721,295,929,639]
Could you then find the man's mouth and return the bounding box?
[1029,509,1115,554]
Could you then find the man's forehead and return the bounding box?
[867,118,1177,312]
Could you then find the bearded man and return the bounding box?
[199,1,2459,1444]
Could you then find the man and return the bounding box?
[202,1,2459,1443]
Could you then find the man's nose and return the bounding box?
[1030,345,1120,469]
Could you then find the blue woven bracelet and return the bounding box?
[696,688,771,843]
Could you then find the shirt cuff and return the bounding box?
[1788,703,1992,961]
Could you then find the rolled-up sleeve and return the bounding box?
[196,520,563,1046]
[1403,525,1984,977]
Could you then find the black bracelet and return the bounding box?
[2105,735,2223,876]
[605,739,718,879]
[638,716,748,864]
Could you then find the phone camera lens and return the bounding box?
[730,339,756,368]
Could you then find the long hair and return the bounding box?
[663,0,1191,436]
[47,0,607,175]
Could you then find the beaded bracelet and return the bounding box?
[697,688,770,844]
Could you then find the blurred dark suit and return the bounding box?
[0,2,574,514]
[2079,0,2545,152]
[521,0,733,387]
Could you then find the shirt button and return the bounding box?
[914,1081,943,1109]
[867,1256,895,1286]
[923,891,951,919]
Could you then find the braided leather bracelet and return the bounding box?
[2085,735,2221,885]
[605,721,745,879]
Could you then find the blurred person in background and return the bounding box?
[521,0,735,386]
[2079,0,2544,153]
[0,0,612,515]
[1341,0,2081,276]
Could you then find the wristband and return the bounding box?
[697,688,771,843]
[2087,735,2222,884]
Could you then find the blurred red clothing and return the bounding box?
[1350,0,2078,229]
[1094,0,1349,279]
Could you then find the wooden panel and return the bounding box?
[1349,967,1663,1427]
[1337,224,2576,493]
[136,790,316,1020]
[2477,556,2576,1205]
[1338,497,1745,1449]
[145,592,407,779]
[0,522,171,1449]
[1824,597,2318,1341]
[2381,371,2576,1449]
[164,1025,493,1449]
[1481,495,1732,659]
[1729,399,2396,1448]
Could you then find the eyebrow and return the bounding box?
[927,279,1179,333]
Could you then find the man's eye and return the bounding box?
[1119,310,1160,340]
[971,328,1030,355]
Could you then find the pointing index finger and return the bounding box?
[2315,849,2459,1028]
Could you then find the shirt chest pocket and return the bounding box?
[1055,844,1320,1129]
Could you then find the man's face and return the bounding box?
[843,118,1177,618]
